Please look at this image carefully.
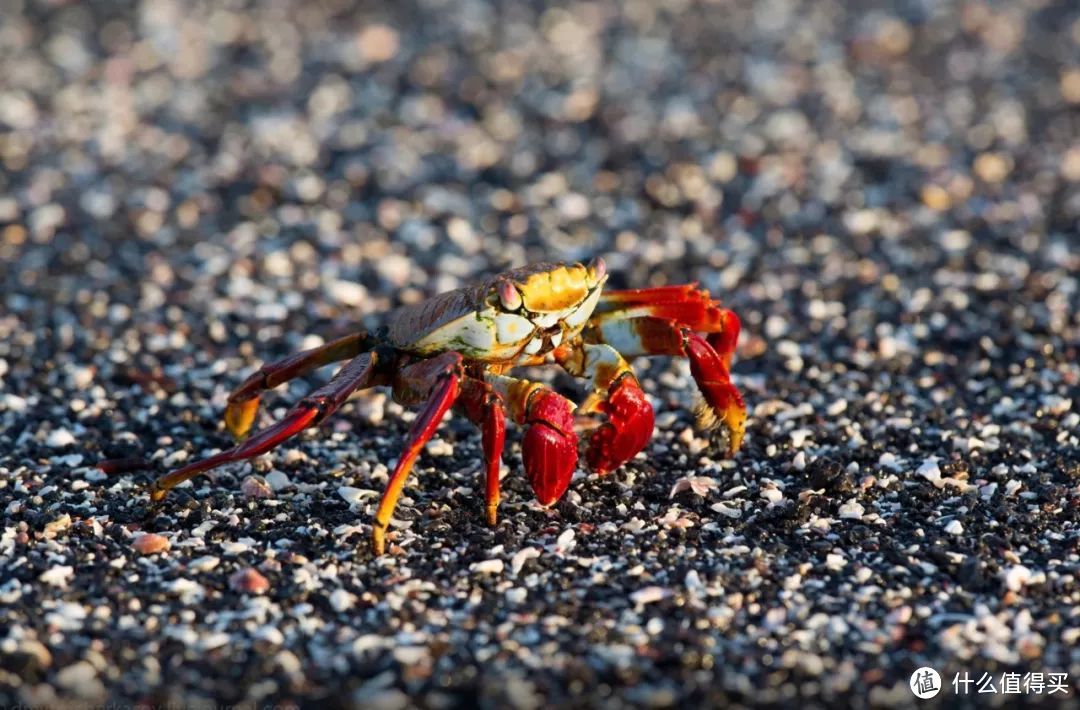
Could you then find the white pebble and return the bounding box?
[425,438,454,457]
[838,500,864,520]
[761,487,783,504]
[470,558,505,575]
[555,527,576,554]
[255,626,285,646]
[1003,565,1032,592]
[40,565,74,588]
[790,428,813,448]
[338,486,365,506]
[162,449,189,467]
[393,646,428,665]
[878,452,901,472]
[188,556,220,573]
[198,632,232,651]
[631,586,670,606]
[282,449,307,465]
[944,520,964,535]
[2,394,27,412]
[265,471,292,491]
[826,399,848,416]
[917,457,942,485]
[46,429,77,448]
[710,502,741,519]
[511,547,541,575]
[329,588,356,612]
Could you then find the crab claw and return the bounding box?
[521,390,578,505]
[684,332,746,454]
[224,396,260,440]
[585,375,655,475]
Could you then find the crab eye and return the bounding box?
[497,280,523,311]
[587,256,606,285]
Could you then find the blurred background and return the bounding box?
[0,0,1078,706]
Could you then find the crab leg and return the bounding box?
[374,353,465,555]
[595,285,740,368]
[485,374,578,507]
[555,341,655,475]
[150,351,385,502]
[224,332,372,439]
[586,314,746,455]
[456,378,507,526]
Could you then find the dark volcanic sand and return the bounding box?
[1,0,1078,708]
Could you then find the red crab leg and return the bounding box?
[374,354,464,555]
[224,332,371,439]
[150,351,385,502]
[586,315,746,455]
[486,375,578,507]
[456,378,507,526]
[595,286,740,368]
[555,341,655,475]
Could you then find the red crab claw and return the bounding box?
[521,390,578,506]
[585,375,655,475]
[684,332,746,455]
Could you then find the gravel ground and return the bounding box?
[2,0,1079,708]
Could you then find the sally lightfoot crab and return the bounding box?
[150,260,746,554]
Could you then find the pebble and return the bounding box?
[470,559,505,575]
[132,533,171,555]
[40,565,75,588]
[229,568,271,595]
[1003,565,1033,593]
[511,547,541,576]
[265,471,292,491]
[188,556,220,573]
[242,476,274,499]
[46,428,77,448]
[329,588,356,612]
[631,587,670,606]
[838,500,864,520]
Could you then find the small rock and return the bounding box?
[329,588,356,612]
[46,428,77,448]
[838,500,864,520]
[1003,565,1032,592]
[40,565,74,588]
[470,558,505,575]
[188,556,220,573]
[242,475,273,499]
[132,533,171,555]
[265,470,292,491]
[229,568,270,594]
[511,547,541,576]
[631,586,670,606]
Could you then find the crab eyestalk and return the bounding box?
[587,256,606,285]
[496,279,523,311]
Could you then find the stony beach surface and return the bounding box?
[1,0,1078,707]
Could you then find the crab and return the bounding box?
[150,259,746,554]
